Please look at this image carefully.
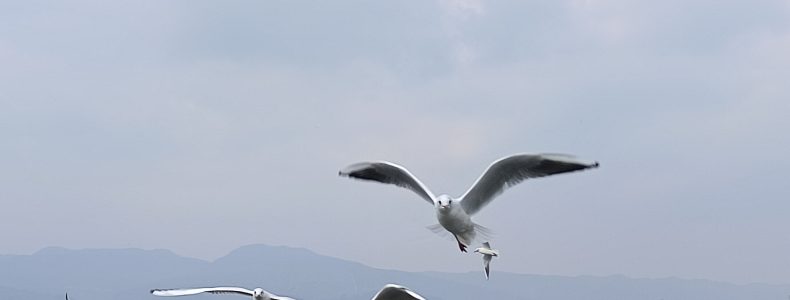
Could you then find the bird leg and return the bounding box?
[454,235,467,253]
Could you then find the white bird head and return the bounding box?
[436,194,454,210]
[252,288,263,298]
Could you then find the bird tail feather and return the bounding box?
[473,222,495,245]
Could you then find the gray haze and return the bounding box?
[4,244,790,300]
[1,0,789,285]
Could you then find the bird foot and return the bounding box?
[453,234,468,252]
[458,241,467,253]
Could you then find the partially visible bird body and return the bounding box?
[340,153,599,252]
[151,284,424,300]
[150,287,294,300]
[371,284,427,300]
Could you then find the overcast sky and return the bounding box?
[2,0,789,285]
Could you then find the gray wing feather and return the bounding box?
[460,153,599,215]
[151,287,253,297]
[483,256,492,279]
[340,161,436,205]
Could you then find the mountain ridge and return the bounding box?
[1,244,788,300]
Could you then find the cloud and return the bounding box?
[1,0,789,284]
[438,0,485,18]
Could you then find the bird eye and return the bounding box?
[448,200,452,204]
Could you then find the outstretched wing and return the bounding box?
[460,153,599,215]
[371,284,427,300]
[483,255,492,279]
[151,287,253,297]
[340,161,437,205]
[482,242,491,249]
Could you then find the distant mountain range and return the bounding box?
[1,244,788,300]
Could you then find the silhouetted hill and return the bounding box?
[1,244,788,300]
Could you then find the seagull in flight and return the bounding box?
[474,242,499,279]
[339,153,599,252]
[150,287,295,300]
[150,284,425,300]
